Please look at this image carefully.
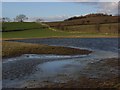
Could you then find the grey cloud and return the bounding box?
[70,2,118,15]
[97,2,118,15]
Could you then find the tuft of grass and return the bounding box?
[2,41,92,58]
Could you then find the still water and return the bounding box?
[10,38,119,52]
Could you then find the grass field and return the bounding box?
[2,22,119,39]
[3,28,118,38]
[2,28,72,38]
[2,22,47,32]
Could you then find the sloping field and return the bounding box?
[2,22,70,38]
[2,22,47,32]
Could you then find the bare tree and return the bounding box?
[15,14,28,22]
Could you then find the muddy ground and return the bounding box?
[2,58,119,89]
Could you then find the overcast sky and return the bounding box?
[1,1,119,21]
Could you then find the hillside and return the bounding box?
[46,15,118,27]
[45,14,119,34]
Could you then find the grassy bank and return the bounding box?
[2,41,92,58]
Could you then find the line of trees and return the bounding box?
[2,17,11,22]
[1,14,43,22]
[14,14,28,22]
[65,13,112,21]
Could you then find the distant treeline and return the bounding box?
[65,13,113,21]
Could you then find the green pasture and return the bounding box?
[2,28,72,38]
[2,22,47,31]
[2,22,118,38]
